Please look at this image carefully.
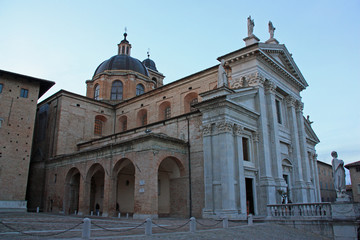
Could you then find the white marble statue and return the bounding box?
[268,21,275,39]
[331,151,346,198]
[247,16,255,37]
[217,59,228,87]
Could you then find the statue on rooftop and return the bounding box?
[247,16,255,37]
[217,59,228,87]
[331,151,347,199]
[268,21,276,39]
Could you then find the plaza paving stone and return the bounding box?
[0,212,331,239]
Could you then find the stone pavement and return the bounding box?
[0,212,331,239]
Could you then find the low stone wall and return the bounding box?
[0,200,27,212]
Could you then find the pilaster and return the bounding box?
[264,80,285,191]
[296,101,312,202]
[257,82,276,207]
[214,121,237,213]
[286,95,307,202]
[234,124,247,216]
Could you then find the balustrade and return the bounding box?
[267,203,331,219]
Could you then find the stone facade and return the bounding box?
[345,161,360,202]
[28,30,321,219]
[0,70,54,211]
[317,160,336,202]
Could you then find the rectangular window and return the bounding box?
[242,137,250,161]
[356,166,360,172]
[0,83,3,93]
[275,99,282,124]
[20,88,29,98]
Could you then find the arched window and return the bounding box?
[94,84,100,100]
[137,109,147,127]
[94,115,107,135]
[159,101,171,120]
[184,92,199,113]
[111,81,123,100]
[136,84,145,96]
[164,107,171,119]
[119,116,127,132]
[190,98,198,112]
[94,119,102,135]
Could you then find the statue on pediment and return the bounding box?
[247,16,255,37]
[218,59,228,88]
[268,21,275,39]
[331,151,347,199]
[217,59,228,87]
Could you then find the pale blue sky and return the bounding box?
[1,0,359,178]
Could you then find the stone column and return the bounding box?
[202,123,214,216]
[286,96,307,202]
[78,178,89,216]
[234,124,247,217]
[296,101,312,202]
[101,172,114,217]
[257,82,276,209]
[264,80,285,190]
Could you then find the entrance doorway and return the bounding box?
[245,178,254,215]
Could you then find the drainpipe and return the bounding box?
[186,116,192,217]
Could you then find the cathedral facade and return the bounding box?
[28,26,321,219]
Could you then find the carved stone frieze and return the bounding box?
[230,72,264,89]
[247,72,265,87]
[215,121,234,133]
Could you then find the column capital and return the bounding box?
[285,95,296,108]
[264,80,276,94]
[252,131,260,142]
[202,123,212,136]
[296,101,304,113]
[215,121,234,134]
[233,124,245,136]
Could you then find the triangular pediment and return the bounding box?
[304,117,320,145]
[259,44,309,89]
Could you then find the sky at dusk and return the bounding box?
[1,0,359,181]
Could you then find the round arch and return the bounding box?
[157,156,187,217]
[64,167,81,215]
[86,163,105,215]
[113,158,135,216]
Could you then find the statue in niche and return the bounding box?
[217,59,228,87]
[247,16,255,37]
[268,21,276,39]
[331,151,347,199]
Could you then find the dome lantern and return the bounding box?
[118,31,132,56]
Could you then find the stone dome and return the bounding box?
[142,58,158,71]
[93,54,149,77]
